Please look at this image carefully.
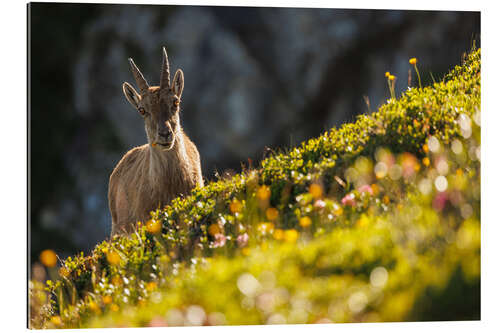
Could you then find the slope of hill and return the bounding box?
[30,49,481,328]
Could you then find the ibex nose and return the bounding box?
[159,121,174,142]
[159,130,172,141]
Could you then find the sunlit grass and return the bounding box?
[29,48,480,328]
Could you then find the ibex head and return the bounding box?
[122,47,184,150]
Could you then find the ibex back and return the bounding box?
[108,47,203,236]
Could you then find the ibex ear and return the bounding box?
[172,69,184,99]
[122,82,141,109]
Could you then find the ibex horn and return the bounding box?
[128,58,149,94]
[160,46,171,90]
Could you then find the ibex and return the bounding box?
[108,47,203,236]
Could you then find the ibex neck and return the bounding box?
[147,133,189,181]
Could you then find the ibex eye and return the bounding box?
[174,99,180,107]
[138,107,146,116]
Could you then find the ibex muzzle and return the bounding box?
[109,47,204,236]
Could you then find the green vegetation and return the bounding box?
[29,49,481,328]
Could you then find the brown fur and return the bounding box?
[108,131,203,235]
[109,49,203,236]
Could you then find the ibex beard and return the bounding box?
[108,47,203,236]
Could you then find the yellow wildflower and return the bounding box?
[58,267,69,278]
[385,71,390,78]
[299,216,312,228]
[50,316,62,326]
[229,199,243,214]
[410,57,422,88]
[89,301,101,313]
[40,249,58,268]
[265,207,279,221]
[309,183,323,199]
[333,204,343,217]
[273,229,284,240]
[146,219,161,234]
[111,276,122,286]
[389,75,396,81]
[284,229,299,243]
[146,281,157,292]
[106,250,121,266]
[208,223,221,236]
[258,222,274,234]
[256,185,271,201]
[102,295,112,305]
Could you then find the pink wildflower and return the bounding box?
[401,153,418,179]
[341,193,356,206]
[432,192,448,212]
[237,233,249,248]
[213,233,227,248]
[358,184,374,195]
[148,316,168,327]
[314,199,326,209]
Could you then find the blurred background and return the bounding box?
[29,3,480,268]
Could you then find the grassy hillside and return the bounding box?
[30,49,481,328]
